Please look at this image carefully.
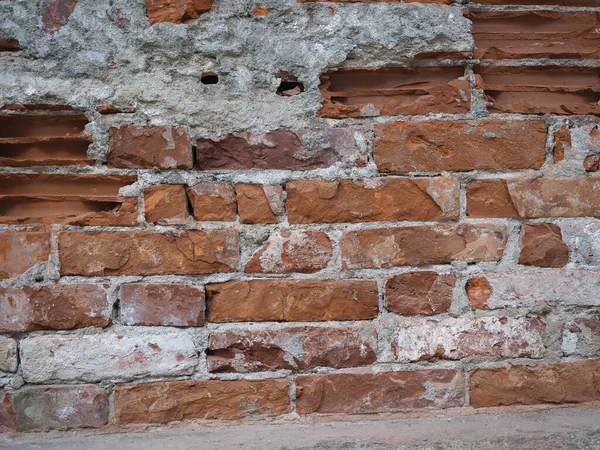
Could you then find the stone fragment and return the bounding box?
[0,284,111,332]
[0,390,16,430]
[245,230,332,274]
[0,232,50,279]
[236,184,283,224]
[107,125,192,169]
[42,0,78,34]
[340,224,507,269]
[470,360,600,407]
[519,223,569,267]
[187,182,236,221]
[0,337,17,373]
[374,120,546,172]
[145,0,213,24]
[207,325,377,372]
[59,230,239,276]
[120,283,205,327]
[467,178,600,218]
[114,378,290,424]
[20,329,198,383]
[296,370,465,415]
[562,315,600,356]
[585,154,600,172]
[385,272,455,316]
[287,177,459,223]
[206,279,378,322]
[144,185,189,225]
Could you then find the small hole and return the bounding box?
[276,73,304,96]
[201,72,219,84]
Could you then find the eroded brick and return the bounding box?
[519,223,569,267]
[0,232,50,279]
[236,184,283,224]
[145,0,213,24]
[563,315,600,356]
[187,182,236,221]
[385,272,455,316]
[144,184,189,225]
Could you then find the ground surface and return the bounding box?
[2,406,600,450]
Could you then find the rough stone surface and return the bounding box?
[20,329,198,383]
[470,360,600,407]
[467,270,600,309]
[380,316,546,362]
[0,337,17,373]
[340,224,508,269]
[560,221,600,266]
[59,230,239,275]
[287,177,459,223]
[0,284,111,332]
[11,385,108,432]
[374,120,547,173]
[295,370,465,415]
[206,279,378,322]
[519,223,569,268]
[245,230,332,274]
[187,182,236,222]
[207,324,377,372]
[0,232,50,279]
[385,271,455,316]
[119,283,205,327]
[144,185,190,225]
[236,184,284,224]
[563,315,600,357]
[114,379,290,424]
[107,126,192,169]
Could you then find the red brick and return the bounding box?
[519,223,569,267]
[11,385,108,431]
[374,120,546,173]
[553,125,571,163]
[144,185,189,225]
[120,283,205,327]
[107,125,192,169]
[236,184,283,224]
[59,230,239,276]
[467,178,600,218]
[207,324,377,373]
[319,67,470,118]
[287,177,459,224]
[340,224,507,269]
[470,360,600,408]
[0,232,50,279]
[0,284,111,332]
[145,0,213,24]
[206,279,378,323]
[295,370,465,415]
[187,182,236,221]
[245,230,332,274]
[114,379,290,424]
[42,0,78,34]
[385,272,455,316]
[585,154,600,172]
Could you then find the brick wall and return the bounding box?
[0,0,600,432]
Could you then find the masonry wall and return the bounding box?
[0,0,600,432]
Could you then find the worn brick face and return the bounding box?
[144,184,189,225]
[236,183,284,224]
[385,272,455,316]
[187,182,236,221]
[519,223,569,268]
[0,232,50,279]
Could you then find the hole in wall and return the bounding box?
[201,72,219,84]
[276,72,304,96]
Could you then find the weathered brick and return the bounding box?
[0,232,50,279]
[467,178,600,218]
[187,182,236,221]
[385,272,455,316]
[107,125,192,169]
[341,224,507,269]
[287,177,459,224]
[11,385,108,431]
[563,315,600,356]
[120,283,205,327]
[206,279,378,323]
[553,124,571,163]
[20,329,198,383]
[519,223,569,267]
[42,0,78,34]
[144,184,189,225]
[381,316,545,362]
[467,270,600,309]
[0,284,111,332]
[295,370,465,415]
[245,230,332,274]
[146,0,213,24]
[196,128,366,170]
[114,378,290,424]
[560,221,600,266]
[0,337,17,373]
[59,229,239,276]
[207,324,377,373]
[236,183,284,224]
[470,360,600,408]
[374,120,546,173]
[0,390,16,430]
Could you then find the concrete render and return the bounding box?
[2,406,600,449]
